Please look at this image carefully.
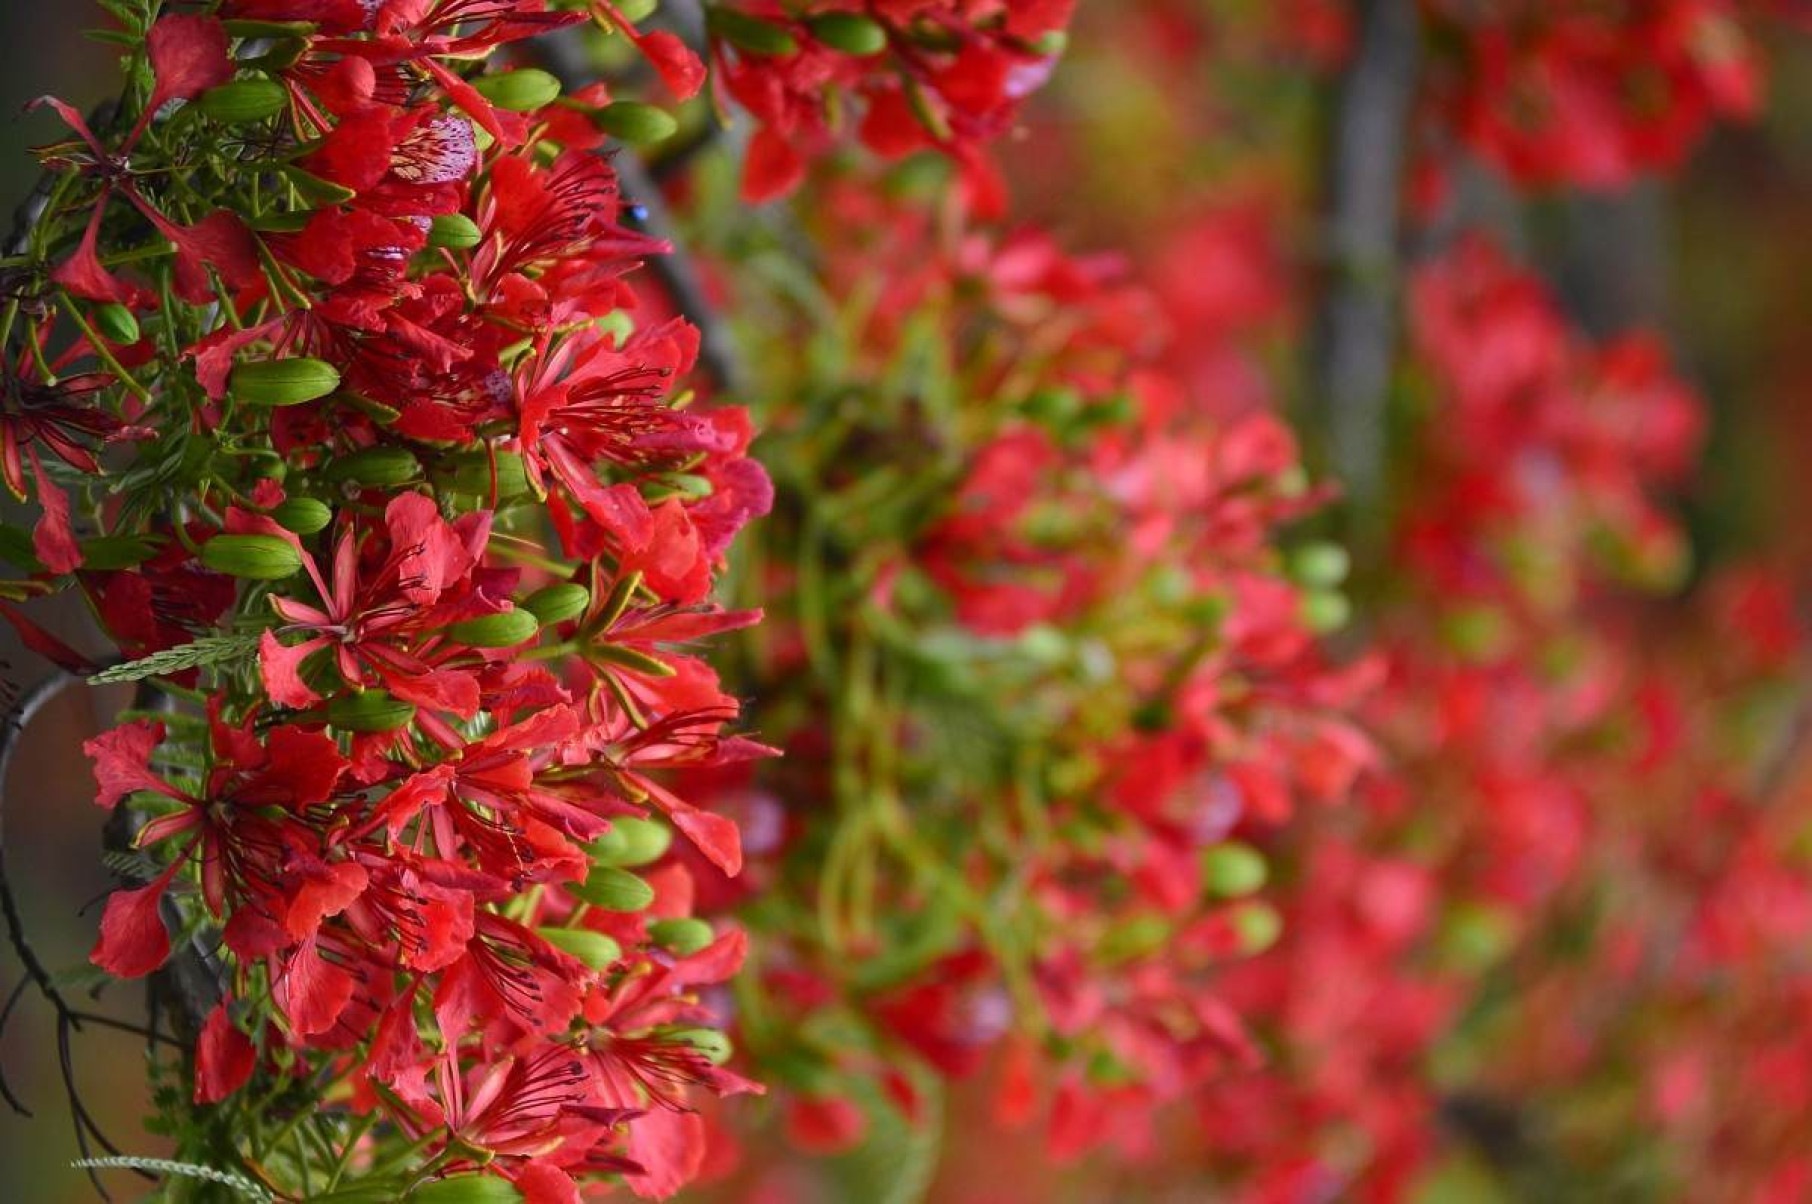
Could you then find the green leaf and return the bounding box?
[87,634,262,685]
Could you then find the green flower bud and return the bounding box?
[447,607,539,649]
[231,357,341,406]
[1020,385,1081,429]
[1441,605,1506,660]
[614,0,657,20]
[201,534,302,580]
[708,8,799,55]
[1289,541,1351,590]
[571,865,656,912]
[328,690,417,733]
[647,917,714,956]
[93,302,140,345]
[1231,901,1283,955]
[1439,902,1515,970]
[471,68,561,112]
[196,78,289,124]
[272,497,332,535]
[445,449,529,499]
[523,583,591,626]
[537,927,622,970]
[595,101,678,145]
[1202,842,1268,898]
[1100,914,1169,964]
[427,212,482,250]
[1299,589,1351,634]
[588,816,673,867]
[409,1175,524,1204]
[327,446,422,488]
[806,12,888,55]
[668,1027,733,1065]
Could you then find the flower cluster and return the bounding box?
[658,166,1374,1185]
[1419,0,1767,192]
[9,2,769,1198]
[689,1,1072,211]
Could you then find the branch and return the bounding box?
[1307,0,1421,520]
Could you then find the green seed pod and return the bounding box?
[596,101,678,145]
[571,865,656,912]
[328,690,417,733]
[523,583,590,626]
[447,607,539,649]
[427,212,482,250]
[272,497,332,535]
[806,12,888,55]
[1299,589,1351,634]
[647,917,714,956]
[93,302,140,345]
[537,927,622,970]
[196,78,289,124]
[1289,541,1351,590]
[708,8,799,55]
[201,534,302,581]
[614,0,657,20]
[471,68,561,112]
[445,450,529,499]
[409,1175,525,1204]
[327,446,422,488]
[588,816,673,868]
[668,1027,733,1065]
[1202,841,1268,899]
[1100,914,1169,964]
[1231,901,1283,955]
[231,357,341,406]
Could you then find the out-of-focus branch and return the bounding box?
[535,28,747,396]
[1308,0,1421,520]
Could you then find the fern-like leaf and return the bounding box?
[87,634,261,685]
[72,1156,273,1202]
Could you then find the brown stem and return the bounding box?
[1308,0,1422,520]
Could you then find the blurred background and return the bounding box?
[4,2,1812,1201]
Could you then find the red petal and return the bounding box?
[83,719,168,810]
[640,777,741,876]
[194,1001,256,1104]
[52,200,132,304]
[517,1163,582,1204]
[91,868,176,979]
[29,450,82,575]
[272,937,356,1036]
[741,127,805,204]
[625,1107,707,1200]
[283,860,368,942]
[147,14,235,107]
[259,630,326,708]
[636,30,706,101]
